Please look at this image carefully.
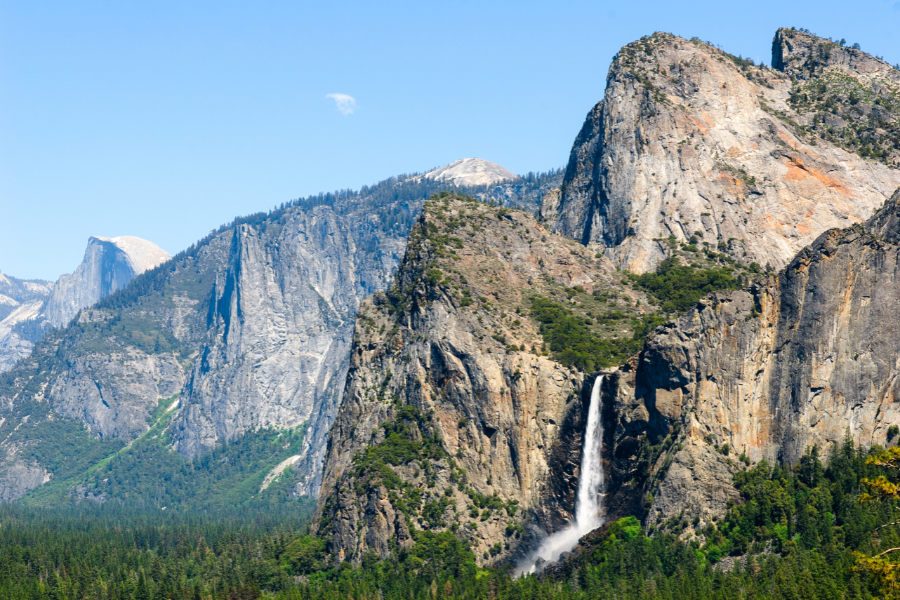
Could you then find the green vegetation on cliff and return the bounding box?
[629,256,746,314]
[17,394,309,511]
[529,296,645,370]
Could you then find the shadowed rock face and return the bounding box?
[314,196,654,566]
[542,30,900,274]
[603,188,900,533]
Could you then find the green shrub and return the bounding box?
[630,257,743,313]
[529,297,642,371]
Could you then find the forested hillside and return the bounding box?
[0,440,896,599]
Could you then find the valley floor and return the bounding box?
[1,439,897,600]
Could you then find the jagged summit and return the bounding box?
[424,158,517,187]
[541,30,900,274]
[773,27,900,82]
[90,235,171,274]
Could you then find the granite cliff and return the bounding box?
[542,29,900,273]
[314,193,657,565]
[0,170,557,504]
[598,187,900,540]
[0,236,170,373]
[169,202,409,497]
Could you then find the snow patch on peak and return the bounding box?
[90,236,171,275]
[424,158,517,187]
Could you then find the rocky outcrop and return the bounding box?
[0,271,52,322]
[603,188,900,533]
[772,28,900,167]
[0,301,48,373]
[0,272,53,372]
[0,460,50,503]
[0,237,171,374]
[314,194,655,565]
[542,31,900,273]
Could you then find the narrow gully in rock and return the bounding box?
[517,375,605,575]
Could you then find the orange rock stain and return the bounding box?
[783,157,854,197]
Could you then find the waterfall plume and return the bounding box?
[516,375,605,575]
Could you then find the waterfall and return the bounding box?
[516,375,605,575]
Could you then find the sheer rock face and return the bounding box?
[542,31,900,274]
[170,206,408,496]
[0,237,170,373]
[604,189,900,530]
[43,236,171,329]
[49,345,186,441]
[314,197,652,566]
[0,192,420,502]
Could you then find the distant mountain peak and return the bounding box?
[424,158,517,187]
[89,235,171,274]
[0,234,173,373]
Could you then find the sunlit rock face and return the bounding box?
[603,188,900,534]
[543,30,900,274]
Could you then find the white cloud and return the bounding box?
[326,93,357,115]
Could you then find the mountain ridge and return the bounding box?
[0,171,562,505]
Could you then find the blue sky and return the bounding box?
[2,0,899,279]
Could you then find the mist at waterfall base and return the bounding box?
[516,376,605,576]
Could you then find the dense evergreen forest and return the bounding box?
[2,439,899,599]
